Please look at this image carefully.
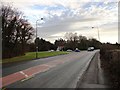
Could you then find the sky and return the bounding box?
[1,0,119,43]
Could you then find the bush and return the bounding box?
[100,44,120,88]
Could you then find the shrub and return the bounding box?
[100,44,120,88]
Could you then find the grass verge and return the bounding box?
[2,51,69,64]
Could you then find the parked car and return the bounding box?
[48,50,54,52]
[67,49,73,52]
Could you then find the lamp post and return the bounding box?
[92,26,100,41]
[36,18,43,59]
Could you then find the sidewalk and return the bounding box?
[77,52,109,88]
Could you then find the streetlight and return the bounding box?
[36,18,43,59]
[92,26,100,41]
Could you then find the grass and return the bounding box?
[2,51,69,64]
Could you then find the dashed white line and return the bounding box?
[19,71,28,78]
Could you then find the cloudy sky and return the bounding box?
[2,0,119,43]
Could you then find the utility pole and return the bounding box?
[97,26,100,41]
[36,18,43,59]
[92,26,100,41]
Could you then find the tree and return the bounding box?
[65,32,78,41]
[35,37,56,51]
[54,38,66,47]
[78,35,88,50]
[2,4,34,58]
[64,32,101,50]
[88,38,101,49]
[64,32,78,50]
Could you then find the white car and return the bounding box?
[48,50,54,52]
[67,49,72,52]
[87,47,94,51]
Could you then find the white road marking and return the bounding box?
[19,71,28,78]
[21,75,34,82]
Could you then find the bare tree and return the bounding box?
[65,32,78,41]
[1,4,34,58]
[64,32,101,50]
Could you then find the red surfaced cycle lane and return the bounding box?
[0,58,68,88]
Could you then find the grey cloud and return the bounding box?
[37,17,100,39]
[31,1,117,43]
[100,22,118,32]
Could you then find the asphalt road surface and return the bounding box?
[2,50,98,88]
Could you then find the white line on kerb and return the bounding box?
[19,71,28,78]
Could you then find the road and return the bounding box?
[2,50,98,88]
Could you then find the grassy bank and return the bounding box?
[2,51,69,64]
[100,44,120,88]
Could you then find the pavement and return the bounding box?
[76,52,109,88]
[1,50,106,88]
